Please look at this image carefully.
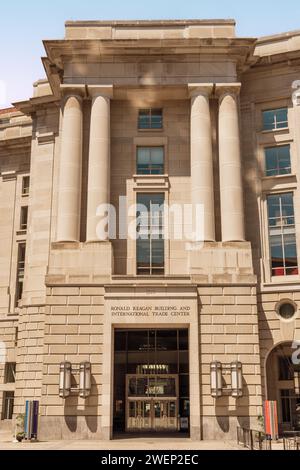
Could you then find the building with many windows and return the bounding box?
[0,19,300,441]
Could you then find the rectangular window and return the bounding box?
[20,206,28,231]
[137,147,164,175]
[265,145,291,177]
[262,108,288,131]
[138,109,163,130]
[15,243,26,306]
[2,392,14,420]
[4,363,16,384]
[136,193,165,275]
[267,193,298,276]
[22,176,30,196]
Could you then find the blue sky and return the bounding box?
[0,0,300,107]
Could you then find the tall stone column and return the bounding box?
[189,84,215,242]
[86,86,113,242]
[216,83,245,242]
[56,85,85,242]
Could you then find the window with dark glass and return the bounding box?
[22,176,30,196]
[278,356,294,381]
[137,147,164,175]
[4,363,16,384]
[2,392,14,420]
[15,243,26,306]
[267,193,298,276]
[138,109,163,129]
[128,376,176,397]
[20,206,28,231]
[265,145,291,177]
[136,193,165,275]
[280,390,292,423]
[262,108,288,131]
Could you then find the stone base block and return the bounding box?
[47,241,113,282]
[202,416,259,440]
[189,241,256,283]
[38,416,103,441]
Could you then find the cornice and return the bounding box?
[41,36,256,98]
[43,37,256,67]
[251,51,300,68]
[256,28,300,45]
[65,19,236,27]
[13,94,59,115]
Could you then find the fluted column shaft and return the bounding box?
[189,84,215,242]
[86,86,113,242]
[217,84,245,242]
[57,86,84,242]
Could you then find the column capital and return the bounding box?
[60,84,86,100]
[215,83,241,100]
[188,83,214,99]
[88,85,114,99]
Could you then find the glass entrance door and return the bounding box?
[127,399,178,432]
[153,400,177,431]
[128,400,152,431]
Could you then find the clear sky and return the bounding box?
[0,0,300,107]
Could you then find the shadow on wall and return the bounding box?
[64,374,99,435]
[214,381,250,437]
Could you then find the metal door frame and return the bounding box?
[125,374,179,432]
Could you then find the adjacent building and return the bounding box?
[0,19,300,441]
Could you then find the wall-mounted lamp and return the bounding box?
[231,361,243,398]
[210,361,243,398]
[210,361,223,398]
[59,361,71,398]
[59,361,92,399]
[79,362,91,398]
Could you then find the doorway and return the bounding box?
[113,328,190,435]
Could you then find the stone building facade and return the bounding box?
[0,19,300,441]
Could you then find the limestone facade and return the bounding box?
[0,19,300,440]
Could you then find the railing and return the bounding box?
[283,435,300,450]
[237,427,272,450]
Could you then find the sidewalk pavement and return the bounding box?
[0,436,242,451]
